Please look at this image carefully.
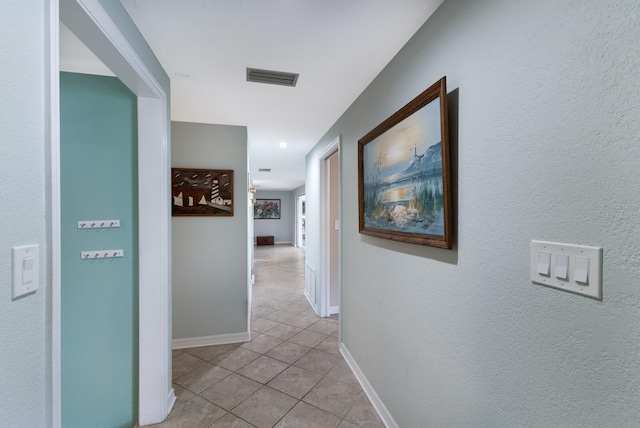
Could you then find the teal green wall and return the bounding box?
[60,72,138,427]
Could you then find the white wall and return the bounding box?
[172,122,248,340]
[0,3,47,426]
[253,191,294,244]
[306,0,640,426]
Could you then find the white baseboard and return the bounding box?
[339,343,398,428]
[166,387,176,418]
[329,305,339,315]
[137,387,176,427]
[172,332,250,349]
[275,240,292,245]
[304,291,319,316]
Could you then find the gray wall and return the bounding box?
[172,121,249,339]
[0,3,47,426]
[292,185,305,199]
[254,191,294,244]
[305,0,640,426]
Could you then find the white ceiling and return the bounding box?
[63,0,444,190]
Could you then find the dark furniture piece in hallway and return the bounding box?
[256,235,275,245]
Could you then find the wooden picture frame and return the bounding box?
[254,199,281,219]
[171,168,234,216]
[358,77,452,248]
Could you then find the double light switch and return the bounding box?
[531,240,602,299]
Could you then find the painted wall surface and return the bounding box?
[0,2,47,426]
[254,191,294,244]
[172,121,248,339]
[293,185,305,199]
[306,0,640,426]
[60,72,138,427]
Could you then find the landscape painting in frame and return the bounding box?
[172,168,234,216]
[358,77,452,248]
[254,199,281,219]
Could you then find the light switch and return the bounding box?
[555,254,569,280]
[531,240,602,300]
[12,244,39,299]
[22,257,34,284]
[537,251,551,275]
[575,256,589,284]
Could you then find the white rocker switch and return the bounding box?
[537,251,551,276]
[22,257,35,284]
[555,254,569,280]
[575,256,589,284]
[12,244,39,298]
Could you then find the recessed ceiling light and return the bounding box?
[279,142,287,149]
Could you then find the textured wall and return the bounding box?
[306,0,640,426]
[172,122,248,339]
[253,190,294,244]
[0,2,47,426]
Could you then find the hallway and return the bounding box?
[156,245,383,427]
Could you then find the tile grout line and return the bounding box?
[164,245,379,428]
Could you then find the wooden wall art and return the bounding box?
[172,168,234,216]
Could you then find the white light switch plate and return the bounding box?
[531,240,603,300]
[12,244,39,299]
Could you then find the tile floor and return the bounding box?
[148,244,383,428]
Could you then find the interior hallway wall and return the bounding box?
[172,121,248,340]
[253,190,294,244]
[60,72,138,427]
[305,0,640,426]
[0,2,47,426]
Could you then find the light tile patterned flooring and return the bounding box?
[149,244,383,428]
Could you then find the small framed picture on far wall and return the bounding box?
[254,199,281,219]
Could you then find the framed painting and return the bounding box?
[358,77,452,248]
[254,199,281,219]
[171,168,234,216]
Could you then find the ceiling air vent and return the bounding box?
[247,68,299,87]
[258,168,271,172]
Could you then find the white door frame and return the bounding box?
[51,1,173,426]
[318,136,341,318]
[296,194,306,251]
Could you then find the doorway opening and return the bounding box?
[52,2,172,426]
[319,135,341,318]
[296,194,306,251]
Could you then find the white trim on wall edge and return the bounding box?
[166,388,176,418]
[172,332,250,350]
[340,343,398,428]
[329,306,339,315]
[275,241,293,245]
[304,291,319,315]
